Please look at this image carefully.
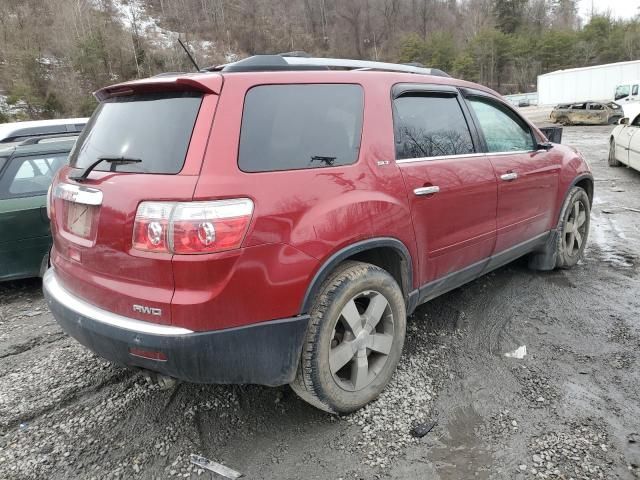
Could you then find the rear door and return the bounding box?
[0,153,68,279]
[464,92,560,253]
[51,88,218,325]
[626,115,640,171]
[393,85,497,285]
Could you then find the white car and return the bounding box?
[609,113,640,171]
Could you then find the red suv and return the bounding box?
[44,55,593,413]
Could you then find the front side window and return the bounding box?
[393,95,474,159]
[468,98,535,153]
[588,103,604,110]
[615,85,630,100]
[6,154,68,196]
[633,85,639,96]
[70,92,203,174]
[238,84,364,172]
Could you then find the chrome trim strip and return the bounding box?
[396,150,537,164]
[43,269,194,336]
[396,152,486,164]
[54,183,103,206]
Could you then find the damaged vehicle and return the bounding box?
[43,55,593,413]
[550,101,623,126]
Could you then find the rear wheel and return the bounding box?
[609,138,622,167]
[556,187,590,269]
[558,116,572,126]
[290,261,406,413]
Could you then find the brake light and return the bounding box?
[132,199,254,254]
[46,185,53,220]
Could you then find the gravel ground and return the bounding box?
[1,125,639,479]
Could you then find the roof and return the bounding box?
[539,59,640,78]
[0,118,88,143]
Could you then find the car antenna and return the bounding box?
[178,37,201,72]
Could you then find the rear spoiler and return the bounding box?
[94,74,223,101]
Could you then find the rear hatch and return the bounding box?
[50,75,221,325]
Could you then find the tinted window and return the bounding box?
[70,92,202,174]
[238,84,363,172]
[468,98,535,153]
[6,154,68,196]
[633,85,639,96]
[393,95,474,159]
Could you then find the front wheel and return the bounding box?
[290,261,406,413]
[609,138,622,167]
[556,187,591,269]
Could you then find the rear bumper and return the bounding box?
[43,269,309,386]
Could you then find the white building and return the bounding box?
[537,60,640,105]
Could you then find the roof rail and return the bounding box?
[18,133,79,146]
[207,55,449,77]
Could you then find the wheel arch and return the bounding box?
[299,237,414,314]
[558,174,594,224]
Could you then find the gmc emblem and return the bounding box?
[132,304,162,316]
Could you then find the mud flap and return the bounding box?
[528,229,559,271]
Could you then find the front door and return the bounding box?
[464,94,560,253]
[393,87,497,286]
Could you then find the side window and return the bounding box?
[615,85,630,100]
[238,84,364,172]
[468,97,536,153]
[633,85,639,96]
[6,154,68,196]
[588,103,604,110]
[393,94,475,159]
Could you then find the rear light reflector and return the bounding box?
[128,347,168,361]
[132,199,253,254]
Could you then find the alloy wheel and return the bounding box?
[563,199,588,257]
[329,290,394,392]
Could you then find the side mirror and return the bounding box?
[537,142,554,151]
[620,117,630,125]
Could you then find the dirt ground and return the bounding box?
[1,124,639,480]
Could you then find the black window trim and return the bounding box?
[460,88,539,155]
[0,150,70,200]
[237,82,365,173]
[391,83,482,164]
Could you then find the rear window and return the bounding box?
[238,84,364,172]
[70,92,203,174]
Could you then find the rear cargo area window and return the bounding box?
[238,84,364,172]
[70,92,203,174]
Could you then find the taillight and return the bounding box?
[132,199,254,254]
[46,185,53,220]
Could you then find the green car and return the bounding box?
[0,137,76,281]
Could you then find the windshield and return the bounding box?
[615,85,630,101]
[70,92,203,174]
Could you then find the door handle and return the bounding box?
[500,172,518,181]
[414,186,440,196]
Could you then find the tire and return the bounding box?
[555,187,591,269]
[609,138,622,167]
[290,261,406,414]
[558,116,571,126]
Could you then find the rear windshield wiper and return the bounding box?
[70,156,142,182]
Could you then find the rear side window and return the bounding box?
[238,84,363,172]
[1,154,68,198]
[468,98,535,153]
[70,92,203,174]
[393,95,474,159]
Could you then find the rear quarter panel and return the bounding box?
[187,73,417,328]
